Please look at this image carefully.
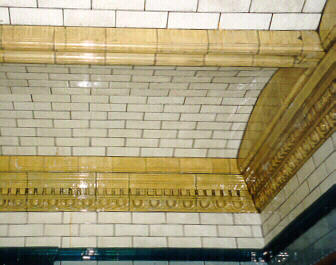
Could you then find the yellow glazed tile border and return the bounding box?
[0,25,325,67]
[0,170,255,213]
[319,0,336,50]
[238,43,336,211]
[0,156,240,174]
[0,156,254,212]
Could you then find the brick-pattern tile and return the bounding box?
[261,132,336,245]
[0,63,276,158]
[0,0,325,30]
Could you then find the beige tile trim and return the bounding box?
[0,26,325,67]
[239,43,336,211]
[319,0,336,50]
[0,157,256,213]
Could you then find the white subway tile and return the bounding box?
[0,8,9,24]
[197,122,231,130]
[64,9,116,27]
[166,213,199,224]
[117,11,167,28]
[234,213,261,225]
[220,13,271,30]
[132,212,166,224]
[9,224,43,236]
[93,0,144,10]
[54,120,89,128]
[92,138,124,147]
[297,157,315,184]
[307,164,328,191]
[198,0,250,12]
[15,102,51,111]
[28,213,62,224]
[0,110,33,119]
[218,225,252,237]
[37,146,71,155]
[0,237,24,247]
[271,14,321,30]
[73,128,107,137]
[160,139,193,148]
[168,237,201,248]
[52,102,89,111]
[236,238,264,248]
[107,147,140,156]
[303,0,327,12]
[18,119,52,128]
[109,129,142,138]
[45,225,79,236]
[62,237,97,248]
[91,120,125,129]
[184,225,217,236]
[56,138,89,147]
[80,224,114,236]
[162,121,196,130]
[313,138,334,166]
[150,225,183,236]
[38,0,91,8]
[200,213,234,225]
[1,127,35,136]
[320,171,336,194]
[180,113,216,121]
[325,152,336,175]
[178,130,212,139]
[73,147,105,156]
[1,0,37,7]
[91,103,126,112]
[98,237,132,248]
[0,137,19,146]
[202,237,237,248]
[250,0,305,12]
[141,148,173,157]
[98,212,131,223]
[64,212,97,224]
[0,119,16,127]
[168,12,219,29]
[37,128,71,137]
[126,120,161,129]
[175,148,207,157]
[164,105,200,113]
[26,237,61,247]
[115,224,148,236]
[143,130,176,138]
[0,213,27,224]
[134,237,167,248]
[34,111,70,119]
[146,0,197,11]
[10,8,63,26]
[187,97,223,105]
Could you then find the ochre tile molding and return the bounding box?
[319,0,336,50]
[0,157,256,213]
[238,43,336,211]
[0,26,324,67]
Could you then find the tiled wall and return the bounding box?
[0,63,275,158]
[261,132,336,245]
[0,0,326,30]
[0,212,263,248]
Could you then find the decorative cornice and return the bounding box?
[239,44,336,211]
[254,82,335,209]
[0,26,324,67]
[0,157,256,213]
